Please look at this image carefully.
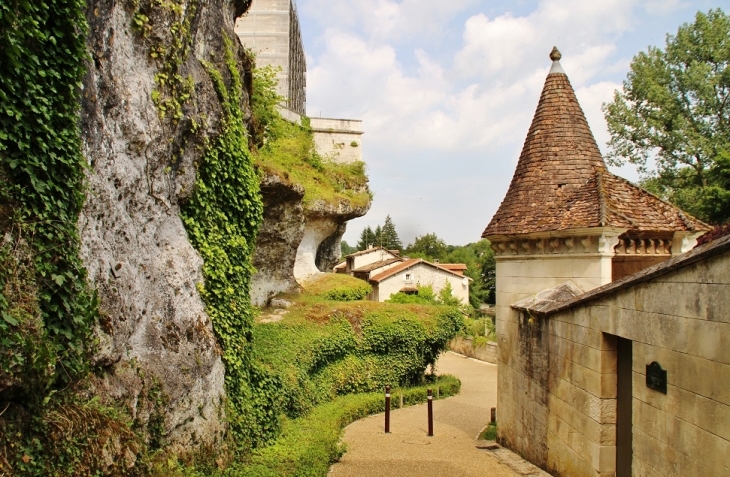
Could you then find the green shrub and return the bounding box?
[229,376,461,477]
[301,273,372,301]
[462,316,495,340]
[251,306,463,423]
[386,285,437,305]
[321,283,371,301]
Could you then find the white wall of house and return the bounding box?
[375,263,469,303]
[351,249,397,271]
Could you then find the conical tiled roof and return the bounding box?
[482,48,709,238]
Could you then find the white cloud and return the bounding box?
[299,0,674,244]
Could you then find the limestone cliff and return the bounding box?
[76,0,370,453]
[251,185,370,306]
[79,0,252,449]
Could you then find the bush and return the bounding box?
[302,274,371,301]
[250,304,463,424]
[229,376,461,477]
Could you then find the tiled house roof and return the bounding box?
[352,258,402,273]
[345,247,391,258]
[482,48,709,238]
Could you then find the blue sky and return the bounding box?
[296,0,723,247]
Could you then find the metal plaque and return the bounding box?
[646,362,667,394]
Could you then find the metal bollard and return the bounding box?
[427,388,434,437]
[399,393,403,409]
[385,386,391,433]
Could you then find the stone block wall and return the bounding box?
[310,117,363,164]
[497,244,730,476]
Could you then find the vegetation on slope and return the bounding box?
[160,275,463,476]
[301,273,372,301]
[250,66,370,209]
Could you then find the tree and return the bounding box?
[341,240,356,256]
[380,215,402,250]
[356,226,376,251]
[405,233,447,261]
[602,9,730,224]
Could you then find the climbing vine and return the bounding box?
[180,35,266,447]
[0,0,96,399]
[130,0,198,124]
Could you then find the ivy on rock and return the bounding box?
[0,0,96,400]
[180,35,265,448]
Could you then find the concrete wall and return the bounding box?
[235,0,306,115]
[374,262,469,304]
[310,117,363,164]
[498,246,730,477]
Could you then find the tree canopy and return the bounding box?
[355,215,403,250]
[380,215,402,250]
[602,8,730,224]
[405,233,447,261]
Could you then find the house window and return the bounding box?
[405,273,411,281]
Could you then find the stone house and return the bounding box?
[335,247,470,303]
[482,48,721,476]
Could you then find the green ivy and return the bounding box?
[179,35,265,448]
[0,0,96,399]
[130,0,197,123]
[252,306,464,423]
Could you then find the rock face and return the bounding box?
[250,175,305,306]
[79,0,251,450]
[251,186,370,306]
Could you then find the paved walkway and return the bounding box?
[328,352,519,477]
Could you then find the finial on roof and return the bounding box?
[549,46,565,74]
[550,47,562,61]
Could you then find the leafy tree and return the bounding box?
[380,215,402,250]
[602,9,730,223]
[341,240,356,256]
[438,281,461,307]
[405,233,447,261]
[444,239,495,306]
[356,226,376,250]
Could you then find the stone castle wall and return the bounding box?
[497,240,730,476]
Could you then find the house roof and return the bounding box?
[345,247,392,258]
[352,258,403,273]
[519,233,730,316]
[368,258,467,283]
[482,48,709,238]
[438,264,468,272]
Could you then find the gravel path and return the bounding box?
[328,352,519,477]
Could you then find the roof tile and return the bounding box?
[482,50,709,237]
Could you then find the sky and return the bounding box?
[296,0,723,247]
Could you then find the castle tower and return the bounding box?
[483,47,708,305]
[481,48,709,459]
